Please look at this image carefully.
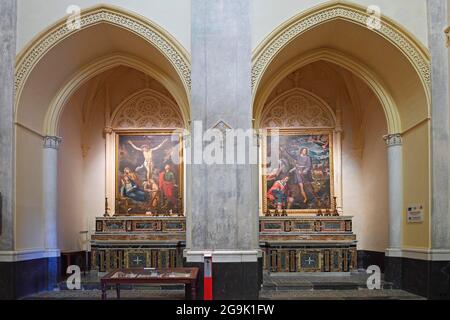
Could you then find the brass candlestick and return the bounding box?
[177,196,184,217]
[104,197,110,217]
[332,196,339,216]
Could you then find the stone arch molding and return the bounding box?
[261,88,336,129]
[15,4,191,111]
[111,89,184,129]
[252,1,431,95]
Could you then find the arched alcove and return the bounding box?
[253,1,431,255]
[13,5,190,253]
[57,66,186,252]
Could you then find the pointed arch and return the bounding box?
[15,4,191,115]
[252,1,431,110]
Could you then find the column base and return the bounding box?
[185,250,262,300]
[47,256,60,291]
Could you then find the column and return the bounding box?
[383,133,403,287]
[428,0,450,250]
[104,127,115,215]
[0,0,16,252]
[43,136,62,289]
[334,105,344,212]
[103,87,115,215]
[384,134,403,251]
[186,0,260,299]
[426,0,450,299]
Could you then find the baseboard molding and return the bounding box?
[386,247,450,261]
[0,249,60,262]
[184,250,261,263]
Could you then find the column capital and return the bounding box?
[103,126,113,135]
[383,133,402,147]
[43,136,62,150]
[334,126,344,134]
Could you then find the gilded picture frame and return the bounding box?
[262,129,334,215]
[115,130,183,216]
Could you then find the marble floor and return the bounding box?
[22,270,424,300]
[24,288,422,300]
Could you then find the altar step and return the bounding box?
[57,270,395,292]
[261,270,395,291]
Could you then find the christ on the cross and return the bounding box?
[128,139,167,182]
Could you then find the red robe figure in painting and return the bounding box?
[159,164,177,209]
[267,176,293,210]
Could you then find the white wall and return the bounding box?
[341,86,389,252]
[251,0,429,49]
[56,66,176,251]
[360,95,389,251]
[58,87,108,252]
[16,0,192,54]
[16,0,428,56]
[58,89,86,252]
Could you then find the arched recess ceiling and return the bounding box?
[44,54,190,136]
[252,2,431,134]
[15,5,191,134]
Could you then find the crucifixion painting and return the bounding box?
[116,131,183,215]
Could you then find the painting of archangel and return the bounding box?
[263,130,333,214]
[116,132,183,215]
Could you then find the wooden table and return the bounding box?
[100,268,199,300]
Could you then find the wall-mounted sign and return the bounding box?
[407,204,424,223]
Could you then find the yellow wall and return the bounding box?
[402,121,430,248]
[14,126,45,250]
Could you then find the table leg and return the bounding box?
[116,284,121,300]
[191,282,197,300]
[101,282,107,300]
[185,284,190,300]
